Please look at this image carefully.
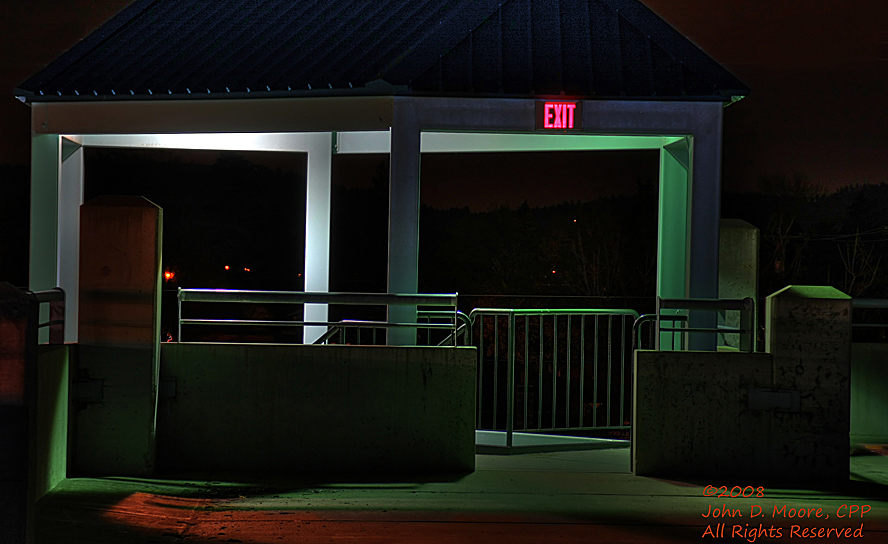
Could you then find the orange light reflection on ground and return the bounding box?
[99,492,707,544]
[102,493,324,541]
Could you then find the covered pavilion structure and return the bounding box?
[16,0,750,346]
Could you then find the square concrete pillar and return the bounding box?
[76,196,162,476]
[766,285,851,482]
[718,219,759,349]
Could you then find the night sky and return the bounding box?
[1,1,885,203]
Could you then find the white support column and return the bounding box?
[387,101,422,346]
[657,139,691,350]
[30,134,61,343]
[59,139,84,342]
[687,105,724,351]
[302,132,333,343]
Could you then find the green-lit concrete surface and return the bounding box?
[35,449,888,543]
[851,344,888,444]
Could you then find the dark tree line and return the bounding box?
[5,151,888,320]
[724,174,888,300]
[418,195,659,300]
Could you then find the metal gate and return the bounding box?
[469,308,638,445]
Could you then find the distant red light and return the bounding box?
[224,265,230,271]
[163,271,175,281]
[244,268,251,272]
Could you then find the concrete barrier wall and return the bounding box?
[634,285,853,483]
[633,350,774,479]
[851,343,888,444]
[157,343,476,477]
[34,345,69,501]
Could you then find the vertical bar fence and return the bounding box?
[470,308,639,442]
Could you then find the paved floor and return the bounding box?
[36,448,888,543]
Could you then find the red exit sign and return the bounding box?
[536,101,582,131]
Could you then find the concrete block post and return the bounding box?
[765,285,851,482]
[75,196,163,476]
[719,219,759,349]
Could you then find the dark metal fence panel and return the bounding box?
[470,309,638,435]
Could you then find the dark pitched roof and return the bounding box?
[16,0,749,103]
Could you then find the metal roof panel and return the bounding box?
[16,0,749,103]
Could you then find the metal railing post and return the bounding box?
[656,297,756,353]
[493,317,499,429]
[177,287,182,342]
[478,313,484,428]
[579,315,586,427]
[565,315,571,427]
[523,315,529,430]
[506,311,516,448]
[740,297,754,353]
[655,296,661,351]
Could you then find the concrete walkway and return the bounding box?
[36,448,888,543]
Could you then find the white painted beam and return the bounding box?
[335,131,681,154]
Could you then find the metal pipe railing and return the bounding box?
[177,288,459,345]
[31,287,65,344]
[850,299,888,339]
[632,314,688,350]
[655,297,755,352]
[178,289,456,306]
[311,313,473,346]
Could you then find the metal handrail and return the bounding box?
[655,297,755,352]
[633,313,688,350]
[312,311,474,346]
[418,310,473,346]
[177,288,459,345]
[0,284,66,345]
[178,288,456,306]
[850,299,888,335]
[469,308,639,317]
[852,299,888,309]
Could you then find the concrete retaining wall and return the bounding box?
[157,343,476,477]
[34,345,69,501]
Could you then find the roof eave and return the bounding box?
[15,88,749,106]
